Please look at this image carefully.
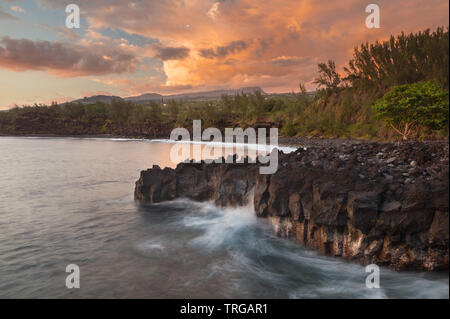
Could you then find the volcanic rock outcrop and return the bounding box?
[135,142,449,271]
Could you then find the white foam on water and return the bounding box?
[150,138,298,154]
[175,199,449,299]
[183,200,257,251]
[10,136,298,154]
[135,239,167,258]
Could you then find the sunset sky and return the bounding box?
[0,0,448,108]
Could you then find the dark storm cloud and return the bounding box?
[0,37,138,76]
[199,40,248,59]
[153,45,190,61]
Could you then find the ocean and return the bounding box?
[0,136,447,298]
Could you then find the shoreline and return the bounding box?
[2,133,448,149]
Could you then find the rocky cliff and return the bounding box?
[135,142,449,271]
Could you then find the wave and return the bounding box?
[150,138,298,154]
[155,198,449,299]
[183,200,258,251]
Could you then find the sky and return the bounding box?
[0,0,448,109]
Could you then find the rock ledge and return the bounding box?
[135,142,449,271]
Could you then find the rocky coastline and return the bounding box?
[135,141,449,271]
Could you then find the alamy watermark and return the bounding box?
[365,264,380,289]
[169,120,279,174]
[366,4,380,29]
[64,4,379,30]
[65,4,80,29]
[65,264,80,289]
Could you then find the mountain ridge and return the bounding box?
[70,87,265,105]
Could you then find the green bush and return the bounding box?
[372,81,449,140]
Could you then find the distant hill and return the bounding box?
[161,86,265,101]
[71,95,124,104]
[68,87,265,105]
[124,93,163,102]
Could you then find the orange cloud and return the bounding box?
[74,0,444,92]
[8,0,450,94]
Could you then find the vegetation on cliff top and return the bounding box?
[372,81,449,140]
[0,27,448,141]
